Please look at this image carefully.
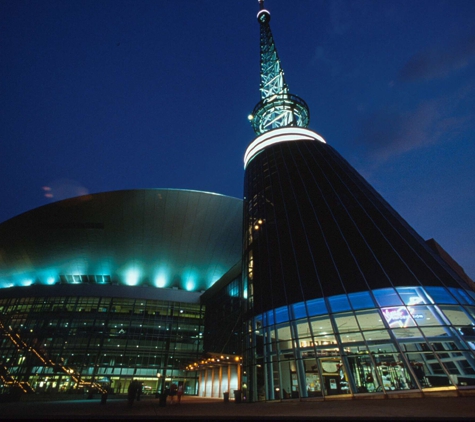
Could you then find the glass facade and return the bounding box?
[246,287,475,400]
[243,129,475,400]
[0,293,203,395]
[202,274,244,356]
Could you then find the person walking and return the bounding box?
[128,380,137,406]
[177,383,184,404]
[136,381,143,401]
[169,382,178,404]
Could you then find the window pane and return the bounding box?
[348,291,375,310]
[464,306,475,321]
[276,325,292,341]
[340,331,364,344]
[392,328,423,339]
[310,316,333,336]
[425,286,458,304]
[420,326,451,338]
[396,287,429,305]
[292,302,307,319]
[367,343,397,353]
[328,294,351,313]
[373,288,402,307]
[263,310,274,327]
[363,330,391,341]
[382,306,417,328]
[295,320,312,337]
[449,288,475,305]
[440,305,474,326]
[355,310,385,330]
[409,305,443,327]
[307,298,327,317]
[347,353,382,393]
[405,353,440,388]
[373,353,414,391]
[314,335,338,351]
[275,306,290,324]
[334,312,359,333]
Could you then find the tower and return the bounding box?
[243,1,475,401]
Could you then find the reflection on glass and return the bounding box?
[440,305,474,326]
[319,358,350,396]
[340,331,364,344]
[449,288,475,305]
[382,306,416,328]
[334,312,359,333]
[355,309,385,330]
[425,286,458,304]
[420,326,451,338]
[408,305,443,326]
[346,353,382,393]
[396,287,429,305]
[391,328,423,339]
[373,288,403,307]
[362,329,391,341]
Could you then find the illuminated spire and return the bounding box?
[249,0,310,135]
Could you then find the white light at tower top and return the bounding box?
[244,127,326,168]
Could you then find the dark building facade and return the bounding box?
[243,134,474,312]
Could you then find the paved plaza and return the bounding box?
[1,394,474,420]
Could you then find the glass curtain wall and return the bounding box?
[0,295,203,395]
[246,287,475,400]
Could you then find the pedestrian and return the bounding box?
[136,381,143,401]
[177,383,183,404]
[128,380,137,406]
[169,382,177,404]
[101,384,109,405]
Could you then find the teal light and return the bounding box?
[124,268,140,286]
[154,270,168,288]
[185,280,196,291]
[21,279,33,287]
[46,277,56,285]
[207,267,225,289]
[183,268,198,291]
[67,260,88,278]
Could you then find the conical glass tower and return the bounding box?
[243,0,475,402]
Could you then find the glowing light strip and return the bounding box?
[244,127,326,168]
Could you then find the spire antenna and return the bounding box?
[249,1,310,135]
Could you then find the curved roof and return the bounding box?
[0,189,242,292]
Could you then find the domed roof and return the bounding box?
[0,189,242,292]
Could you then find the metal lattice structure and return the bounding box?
[249,0,309,135]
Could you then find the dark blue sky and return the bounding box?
[1,0,474,278]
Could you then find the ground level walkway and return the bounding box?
[1,394,474,420]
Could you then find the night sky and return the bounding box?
[1,0,474,278]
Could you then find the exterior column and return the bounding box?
[218,366,223,399]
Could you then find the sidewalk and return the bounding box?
[1,394,474,420]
